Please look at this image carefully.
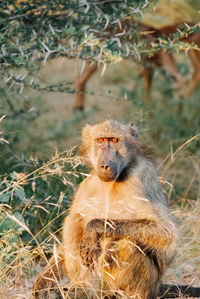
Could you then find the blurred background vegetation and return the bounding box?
[0,0,199,297]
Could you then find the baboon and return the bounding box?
[34,120,177,299]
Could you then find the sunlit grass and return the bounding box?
[0,137,199,298]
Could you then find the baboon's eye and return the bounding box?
[112,137,119,143]
[97,138,105,143]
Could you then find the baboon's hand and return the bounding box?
[80,218,116,269]
[80,231,102,269]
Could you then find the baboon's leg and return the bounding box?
[182,49,200,98]
[99,239,161,299]
[80,218,175,297]
[74,61,98,110]
[33,246,67,299]
[140,65,153,101]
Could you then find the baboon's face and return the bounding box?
[81,120,139,182]
[93,137,132,182]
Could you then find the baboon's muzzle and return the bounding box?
[97,145,119,182]
[98,159,118,182]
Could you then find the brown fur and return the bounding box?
[34,120,177,299]
[33,245,67,298]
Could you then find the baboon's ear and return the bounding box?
[82,124,92,141]
[80,124,92,156]
[128,122,139,140]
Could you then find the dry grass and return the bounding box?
[0,200,199,299]
[0,145,199,299]
[164,199,200,286]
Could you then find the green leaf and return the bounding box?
[0,193,10,203]
[14,187,26,202]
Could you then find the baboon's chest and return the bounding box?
[78,178,154,223]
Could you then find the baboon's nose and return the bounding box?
[98,160,117,181]
[101,164,110,170]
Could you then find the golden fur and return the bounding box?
[34,120,177,299]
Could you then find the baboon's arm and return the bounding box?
[80,218,176,268]
[62,212,89,279]
[63,212,85,255]
[85,218,175,249]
